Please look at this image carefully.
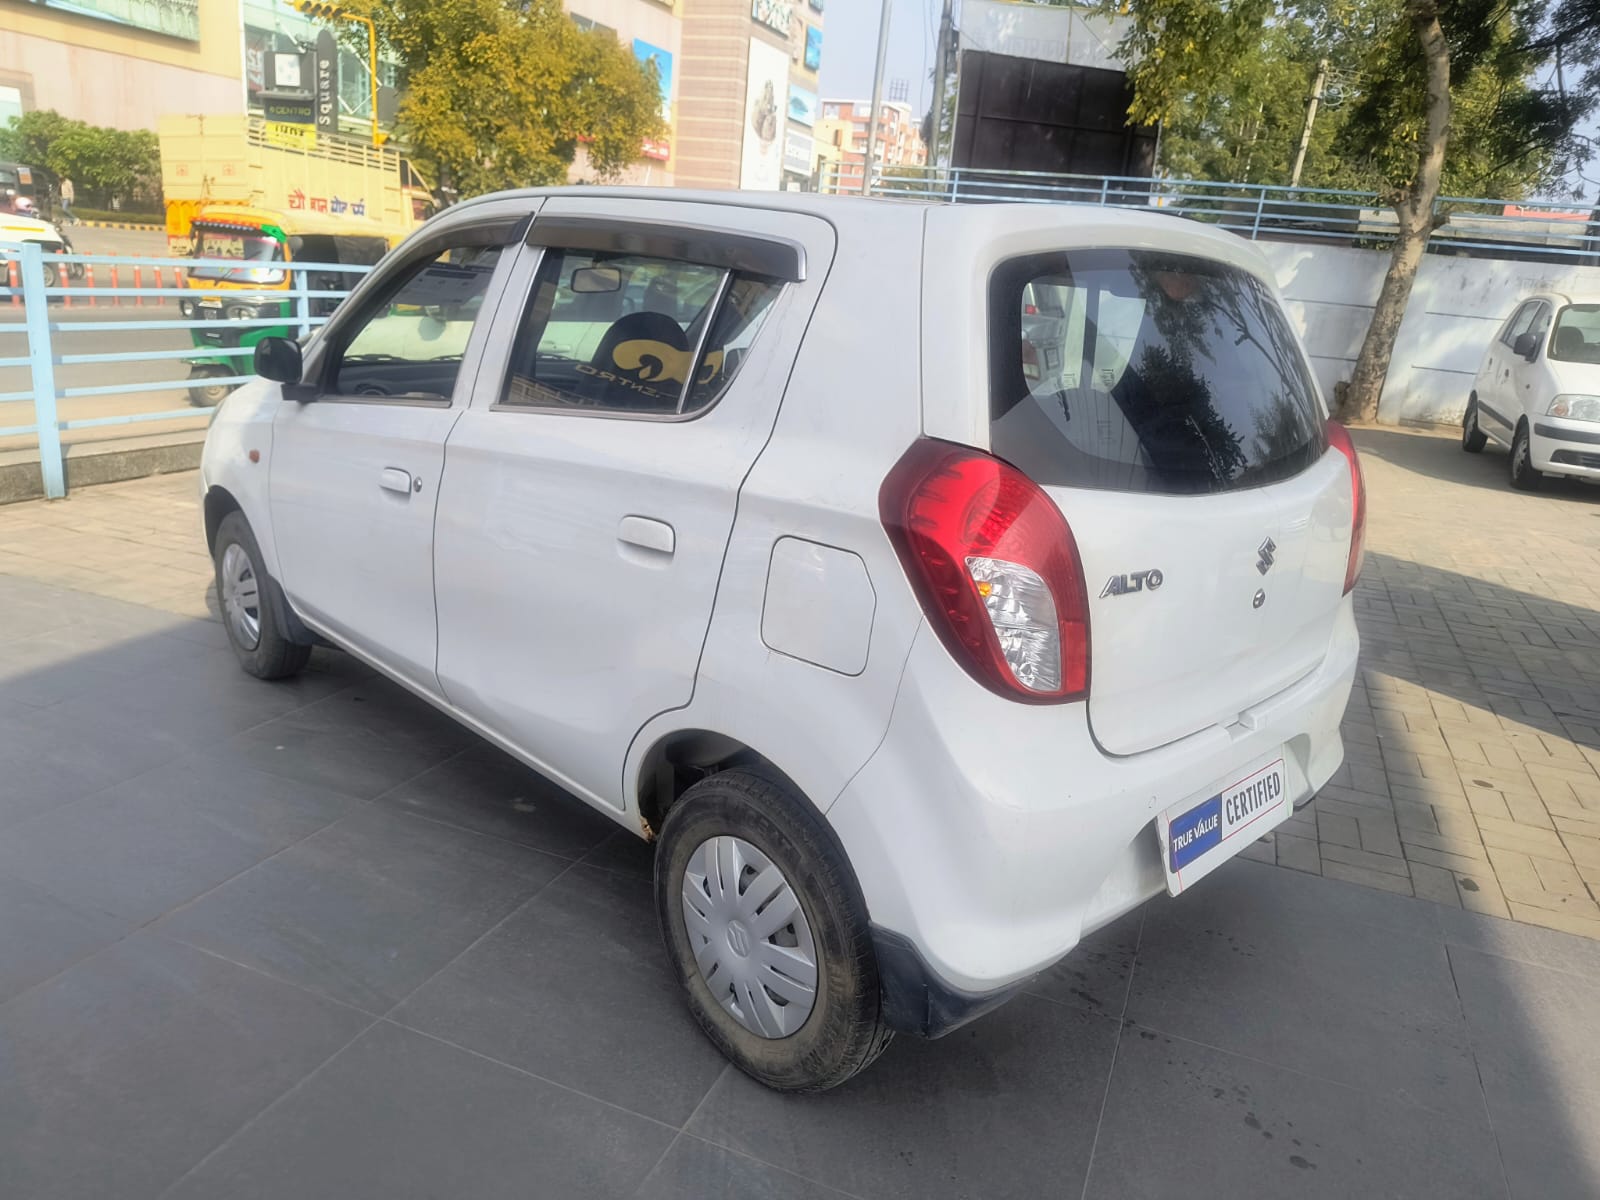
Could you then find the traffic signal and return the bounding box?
[292,1,346,17]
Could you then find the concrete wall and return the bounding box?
[1257,241,1600,426]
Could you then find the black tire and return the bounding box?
[1509,421,1541,491]
[40,261,59,289]
[212,511,311,679]
[188,367,233,408]
[655,768,892,1092]
[1461,396,1487,453]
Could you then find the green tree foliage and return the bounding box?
[1106,0,1585,197]
[324,0,664,197]
[0,110,160,205]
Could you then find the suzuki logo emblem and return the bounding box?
[1256,537,1277,576]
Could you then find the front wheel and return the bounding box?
[1509,422,1541,491]
[188,365,234,408]
[212,512,311,679]
[655,768,892,1092]
[1461,397,1487,453]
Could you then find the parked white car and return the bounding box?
[200,190,1363,1091]
[1463,292,1600,489]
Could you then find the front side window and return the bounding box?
[1501,302,1539,347]
[1550,304,1600,364]
[329,244,503,401]
[991,248,1325,495]
[500,247,782,416]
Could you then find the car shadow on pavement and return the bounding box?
[2,568,1599,1197]
[1355,424,1600,502]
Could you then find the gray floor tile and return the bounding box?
[154,806,568,1013]
[581,827,658,878]
[634,1137,861,1200]
[220,693,468,800]
[0,875,128,1005]
[1024,908,1142,1018]
[0,697,184,827]
[375,743,618,860]
[1127,867,1483,1121]
[686,993,1118,1200]
[1437,903,1600,980]
[0,753,362,925]
[163,1021,676,1200]
[1499,1125,1600,1200]
[395,863,726,1126]
[1084,1025,1505,1200]
[0,933,366,1200]
[1449,943,1600,1179]
[1189,858,1443,940]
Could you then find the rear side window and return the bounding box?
[499,248,782,417]
[991,249,1326,495]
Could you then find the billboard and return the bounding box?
[751,0,793,35]
[787,86,817,128]
[22,0,199,41]
[783,130,814,176]
[740,39,788,191]
[804,26,823,71]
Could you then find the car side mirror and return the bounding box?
[1512,331,1539,361]
[254,337,303,386]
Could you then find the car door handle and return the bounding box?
[379,467,413,495]
[617,515,675,556]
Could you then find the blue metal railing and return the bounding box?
[822,165,1600,263]
[1,242,374,498]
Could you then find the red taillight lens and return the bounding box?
[1325,420,1366,594]
[879,439,1090,703]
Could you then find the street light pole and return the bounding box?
[361,15,378,147]
[862,0,893,195]
[1289,58,1329,189]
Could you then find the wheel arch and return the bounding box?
[203,484,242,552]
[633,727,811,841]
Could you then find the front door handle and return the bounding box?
[380,467,413,495]
[617,515,675,556]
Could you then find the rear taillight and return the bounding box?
[1325,420,1366,594]
[879,439,1090,703]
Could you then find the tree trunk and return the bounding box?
[1338,0,1451,424]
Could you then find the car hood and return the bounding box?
[1547,357,1600,394]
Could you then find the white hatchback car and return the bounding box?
[201,189,1363,1091]
[1463,292,1600,489]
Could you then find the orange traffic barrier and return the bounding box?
[84,263,95,308]
[7,260,17,307]
[110,263,120,308]
[133,263,143,307]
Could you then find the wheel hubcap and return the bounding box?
[680,835,818,1039]
[220,542,262,650]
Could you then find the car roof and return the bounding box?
[443,186,1273,274]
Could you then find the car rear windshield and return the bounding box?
[990,248,1326,494]
[1551,304,1600,364]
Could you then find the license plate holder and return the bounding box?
[1157,756,1289,895]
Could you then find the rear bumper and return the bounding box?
[1531,421,1600,479]
[828,599,1359,1007]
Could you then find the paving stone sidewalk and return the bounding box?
[2,425,1599,939]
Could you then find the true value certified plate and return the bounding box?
[1156,756,1289,895]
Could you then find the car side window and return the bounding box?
[1500,303,1538,348]
[499,247,782,417]
[1526,303,1552,349]
[328,244,503,402]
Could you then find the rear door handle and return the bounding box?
[380,467,413,495]
[617,515,675,556]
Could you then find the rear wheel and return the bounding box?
[213,512,311,679]
[655,768,892,1092]
[1461,397,1487,453]
[1509,421,1541,491]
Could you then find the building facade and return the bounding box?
[0,0,240,131]
[675,0,823,191]
[566,0,683,186]
[815,99,928,193]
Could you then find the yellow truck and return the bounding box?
[158,113,434,253]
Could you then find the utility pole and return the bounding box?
[929,0,954,168]
[862,0,893,195]
[1289,58,1329,189]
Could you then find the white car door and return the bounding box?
[269,216,521,692]
[1478,301,1538,439]
[432,198,836,809]
[1504,301,1553,422]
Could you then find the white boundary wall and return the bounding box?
[1256,242,1600,425]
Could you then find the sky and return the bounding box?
[818,0,939,114]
